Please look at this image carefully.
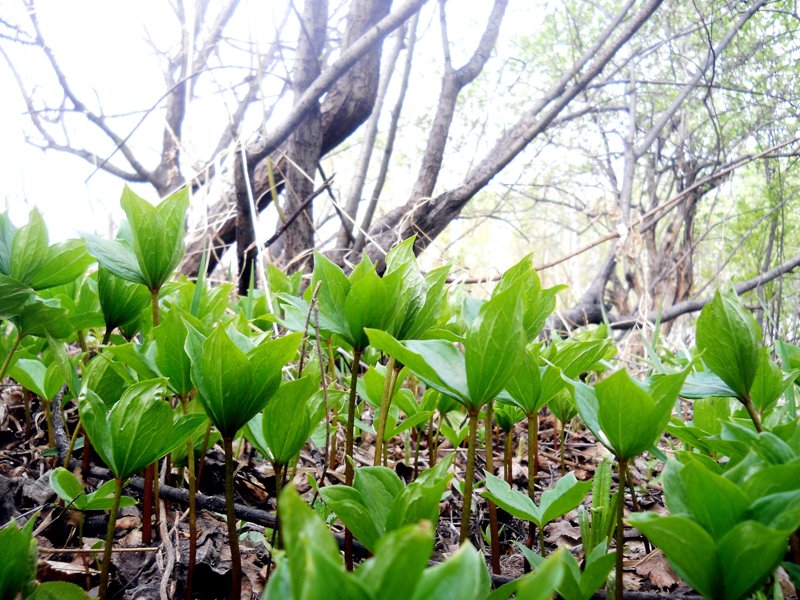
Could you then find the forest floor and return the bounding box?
[1,383,795,599]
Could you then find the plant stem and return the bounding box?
[46,397,59,454]
[527,412,538,499]
[0,332,21,381]
[195,422,213,488]
[559,421,567,476]
[344,346,359,565]
[626,464,650,554]
[504,430,512,485]
[741,393,764,432]
[459,409,480,544]
[223,436,242,600]
[99,477,123,600]
[180,395,197,600]
[344,347,363,486]
[615,457,627,600]
[539,525,546,557]
[413,430,421,479]
[373,356,397,465]
[151,288,160,327]
[485,403,501,574]
[102,327,113,345]
[142,464,154,544]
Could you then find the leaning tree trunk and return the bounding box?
[180,0,394,278]
[279,0,328,274]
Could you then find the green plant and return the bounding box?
[571,367,688,599]
[515,541,615,600]
[483,471,591,555]
[264,485,564,600]
[315,457,453,552]
[245,373,320,488]
[79,378,204,599]
[367,264,528,543]
[629,457,800,599]
[185,323,300,600]
[577,458,619,554]
[49,467,136,512]
[0,516,89,600]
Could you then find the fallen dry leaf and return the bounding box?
[635,550,679,590]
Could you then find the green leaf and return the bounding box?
[356,522,433,599]
[10,359,49,400]
[354,467,403,532]
[409,543,489,600]
[120,186,189,291]
[514,546,566,600]
[13,296,73,339]
[0,518,38,600]
[538,472,592,525]
[97,266,150,333]
[750,349,784,412]
[482,471,539,523]
[696,291,761,399]
[49,468,87,511]
[249,332,302,406]
[681,369,738,399]
[680,461,749,538]
[0,274,33,319]
[27,581,91,600]
[366,330,469,403]
[28,239,94,291]
[627,513,720,599]
[80,379,178,479]
[153,309,193,396]
[10,209,48,285]
[189,326,254,437]
[279,486,369,600]
[318,485,383,552]
[106,379,174,477]
[385,456,453,532]
[693,397,732,434]
[343,266,390,350]
[718,521,789,600]
[263,375,316,466]
[81,233,145,285]
[465,283,525,407]
[746,490,800,531]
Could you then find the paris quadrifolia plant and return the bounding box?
[78,378,204,599]
[185,323,301,600]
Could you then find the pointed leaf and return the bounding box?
[696,291,761,398]
[82,233,145,285]
[718,521,789,600]
[409,543,489,600]
[263,375,316,466]
[627,513,720,600]
[465,283,525,407]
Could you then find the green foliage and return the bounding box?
[514,543,614,600]
[49,468,136,511]
[244,374,319,467]
[83,186,189,291]
[79,378,206,479]
[0,517,89,600]
[317,457,453,552]
[483,471,590,528]
[578,458,619,553]
[0,517,37,600]
[97,266,150,335]
[185,323,301,437]
[572,368,688,459]
[696,291,761,399]
[629,458,800,600]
